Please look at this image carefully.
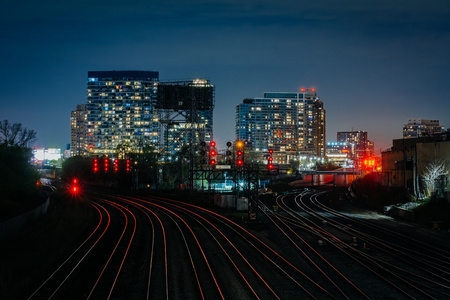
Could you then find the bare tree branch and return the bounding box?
[0,120,37,148]
[422,160,448,197]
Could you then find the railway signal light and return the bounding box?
[104,158,109,172]
[268,149,274,170]
[209,141,217,167]
[126,159,131,172]
[114,159,119,172]
[236,141,244,167]
[93,158,98,172]
[70,178,80,195]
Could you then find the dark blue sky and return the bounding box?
[1,0,449,155]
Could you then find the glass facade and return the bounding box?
[71,71,214,158]
[235,90,326,158]
[85,71,160,155]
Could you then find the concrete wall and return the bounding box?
[0,197,50,239]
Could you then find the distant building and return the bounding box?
[235,89,326,163]
[71,71,214,159]
[33,147,62,162]
[403,119,444,139]
[84,71,160,156]
[157,79,214,157]
[337,131,374,169]
[70,104,87,156]
[325,142,351,167]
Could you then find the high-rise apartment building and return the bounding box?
[71,71,214,158]
[70,104,87,156]
[235,89,326,160]
[157,79,214,157]
[85,71,159,155]
[403,119,444,138]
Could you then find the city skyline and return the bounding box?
[1,1,450,154]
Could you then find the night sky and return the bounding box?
[1,0,449,155]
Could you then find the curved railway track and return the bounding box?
[262,189,450,299]
[23,187,450,299]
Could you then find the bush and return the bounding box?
[0,145,39,200]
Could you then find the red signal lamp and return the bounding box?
[237,150,243,156]
[210,159,216,165]
[210,141,216,147]
[237,159,243,166]
[268,149,273,154]
[268,163,274,170]
[210,150,216,156]
[268,157,273,161]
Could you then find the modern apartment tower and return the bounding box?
[85,71,159,155]
[71,71,214,159]
[70,104,87,156]
[235,89,326,159]
[157,79,214,157]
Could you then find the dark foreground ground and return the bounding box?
[1,185,449,299]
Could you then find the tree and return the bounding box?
[61,156,93,181]
[422,160,448,199]
[135,145,160,188]
[0,145,40,200]
[0,120,37,147]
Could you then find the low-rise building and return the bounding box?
[381,133,450,198]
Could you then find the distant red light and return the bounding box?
[268,149,273,154]
[237,151,243,156]
[210,150,216,156]
[210,141,216,147]
[237,159,243,166]
[268,164,274,170]
[268,157,273,161]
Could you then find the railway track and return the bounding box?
[24,188,450,299]
[262,189,450,299]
